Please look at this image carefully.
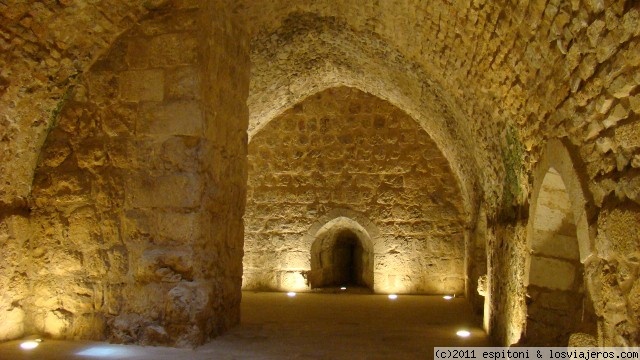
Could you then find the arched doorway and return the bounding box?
[308,217,374,290]
[524,166,597,345]
[311,229,368,288]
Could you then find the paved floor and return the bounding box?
[0,291,491,359]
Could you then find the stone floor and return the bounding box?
[0,291,491,359]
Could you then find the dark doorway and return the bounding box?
[309,228,372,289]
[330,232,364,286]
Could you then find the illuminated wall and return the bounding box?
[243,87,466,294]
[18,2,249,346]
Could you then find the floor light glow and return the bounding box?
[76,346,135,357]
[20,340,40,350]
[443,295,453,300]
[388,294,398,300]
[287,292,296,297]
[340,287,346,290]
[456,330,471,338]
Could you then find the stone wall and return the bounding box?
[0,0,175,205]
[0,0,638,348]
[0,206,29,341]
[244,87,466,294]
[10,1,249,347]
[241,0,640,346]
[524,168,593,345]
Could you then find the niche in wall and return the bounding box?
[524,166,597,345]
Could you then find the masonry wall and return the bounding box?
[19,1,249,347]
[244,87,466,294]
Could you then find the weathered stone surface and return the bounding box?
[597,204,640,258]
[119,70,165,102]
[244,87,465,294]
[0,0,638,349]
[529,257,577,291]
[6,1,250,347]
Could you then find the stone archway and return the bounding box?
[308,218,374,290]
[523,140,597,345]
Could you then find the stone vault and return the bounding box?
[0,0,639,348]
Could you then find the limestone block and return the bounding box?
[141,324,171,345]
[75,141,108,169]
[44,309,72,337]
[596,137,615,153]
[135,249,194,283]
[159,136,201,172]
[596,33,619,63]
[596,205,640,257]
[138,100,203,136]
[105,246,129,281]
[165,282,209,323]
[46,249,84,276]
[619,174,640,205]
[280,271,308,291]
[109,313,146,344]
[125,173,202,208]
[127,33,198,69]
[477,274,487,296]
[119,69,164,102]
[586,19,606,48]
[0,308,24,340]
[41,139,72,168]
[86,71,119,104]
[531,230,581,260]
[67,206,99,248]
[70,314,106,340]
[156,211,201,244]
[609,73,637,98]
[529,256,576,290]
[614,120,640,151]
[630,94,640,114]
[165,66,200,100]
[99,103,136,137]
[135,9,199,37]
[629,279,640,324]
[603,103,629,128]
[32,172,92,205]
[118,284,167,318]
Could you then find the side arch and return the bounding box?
[526,139,595,272]
[522,139,598,345]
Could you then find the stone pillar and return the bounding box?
[27,0,250,347]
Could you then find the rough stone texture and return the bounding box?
[239,2,640,344]
[0,0,638,349]
[0,1,249,346]
[243,87,465,294]
[0,0,176,205]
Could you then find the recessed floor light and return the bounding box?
[287,292,296,297]
[388,294,398,300]
[443,295,453,300]
[340,287,346,290]
[20,340,40,350]
[456,330,471,338]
